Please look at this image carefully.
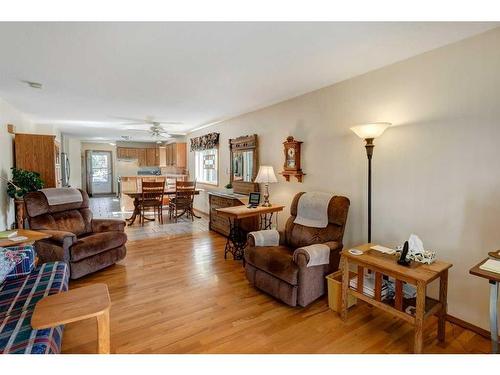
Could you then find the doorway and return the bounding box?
[86,150,114,195]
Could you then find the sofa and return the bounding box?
[23,188,127,279]
[244,192,350,307]
[0,260,69,354]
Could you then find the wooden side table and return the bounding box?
[31,283,111,354]
[340,243,452,354]
[0,229,51,247]
[469,258,500,354]
[216,205,285,260]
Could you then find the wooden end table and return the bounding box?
[216,204,285,260]
[32,283,111,354]
[0,229,51,247]
[340,243,452,354]
[469,258,500,354]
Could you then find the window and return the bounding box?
[195,148,218,185]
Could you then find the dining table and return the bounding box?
[123,188,202,225]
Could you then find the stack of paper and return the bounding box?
[480,259,500,274]
[0,231,17,239]
[349,274,390,300]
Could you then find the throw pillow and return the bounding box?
[0,247,26,284]
[5,245,36,280]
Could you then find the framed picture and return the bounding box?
[248,192,261,207]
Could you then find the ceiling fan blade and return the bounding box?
[119,122,152,126]
[109,116,153,123]
[165,132,187,136]
[155,121,184,125]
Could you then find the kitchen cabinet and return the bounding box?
[117,146,161,166]
[15,133,61,188]
[162,142,187,168]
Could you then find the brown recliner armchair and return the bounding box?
[244,192,349,307]
[24,188,127,279]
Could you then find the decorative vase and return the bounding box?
[14,198,25,229]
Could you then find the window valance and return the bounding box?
[190,132,220,152]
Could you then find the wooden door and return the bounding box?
[146,148,156,166]
[159,147,166,166]
[155,147,160,166]
[117,147,126,159]
[175,143,187,168]
[137,148,146,166]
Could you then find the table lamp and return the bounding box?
[350,122,391,242]
[254,166,278,207]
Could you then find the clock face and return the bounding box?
[287,147,295,158]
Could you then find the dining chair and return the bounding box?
[169,180,196,222]
[139,178,166,225]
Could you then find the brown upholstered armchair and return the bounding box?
[244,192,350,307]
[24,188,127,279]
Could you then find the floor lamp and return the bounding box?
[350,122,391,242]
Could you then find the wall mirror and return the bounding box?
[229,134,259,194]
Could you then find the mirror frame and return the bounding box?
[229,134,259,195]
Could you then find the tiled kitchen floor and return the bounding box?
[89,196,209,241]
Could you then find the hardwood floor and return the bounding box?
[62,231,491,354]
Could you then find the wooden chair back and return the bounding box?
[174,180,196,206]
[141,179,166,203]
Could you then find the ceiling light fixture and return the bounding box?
[22,80,43,89]
[109,143,116,146]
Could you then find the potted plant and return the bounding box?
[224,183,233,194]
[3,167,44,228]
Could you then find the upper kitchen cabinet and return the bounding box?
[15,133,62,188]
[160,142,187,168]
[117,146,160,167]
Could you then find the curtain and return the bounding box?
[190,132,219,152]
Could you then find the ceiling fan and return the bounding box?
[112,116,187,141]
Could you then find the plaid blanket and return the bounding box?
[0,262,69,354]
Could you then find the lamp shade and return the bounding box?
[350,122,391,139]
[254,166,278,183]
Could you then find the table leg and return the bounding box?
[438,269,448,343]
[126,197,141,225]
[489,280,499,354]
[260,213,274,230]
[414,281,426,354]
[224,218,247,261]
[340,257,349,321]
[96,309,110,354]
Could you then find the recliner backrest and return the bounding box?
[24,189,93,236]
[284,192,350,249]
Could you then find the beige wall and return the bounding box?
[188,27,500,330]
[0,98,61,230]
[0,99,34,230]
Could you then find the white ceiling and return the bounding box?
[0,22,497,141]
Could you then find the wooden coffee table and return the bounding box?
[32,283,111,354]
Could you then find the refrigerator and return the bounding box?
[61,152,71,187]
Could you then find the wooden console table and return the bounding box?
[340,243,452,354]
[216,204,285,260]
[469,258,500,354]
[32,283,111,354]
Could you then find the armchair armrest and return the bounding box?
[247,229,284,247]
[34,230,76,263]
[293,241,342,267]
[36,229,77,247]
[91,218,126,233]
